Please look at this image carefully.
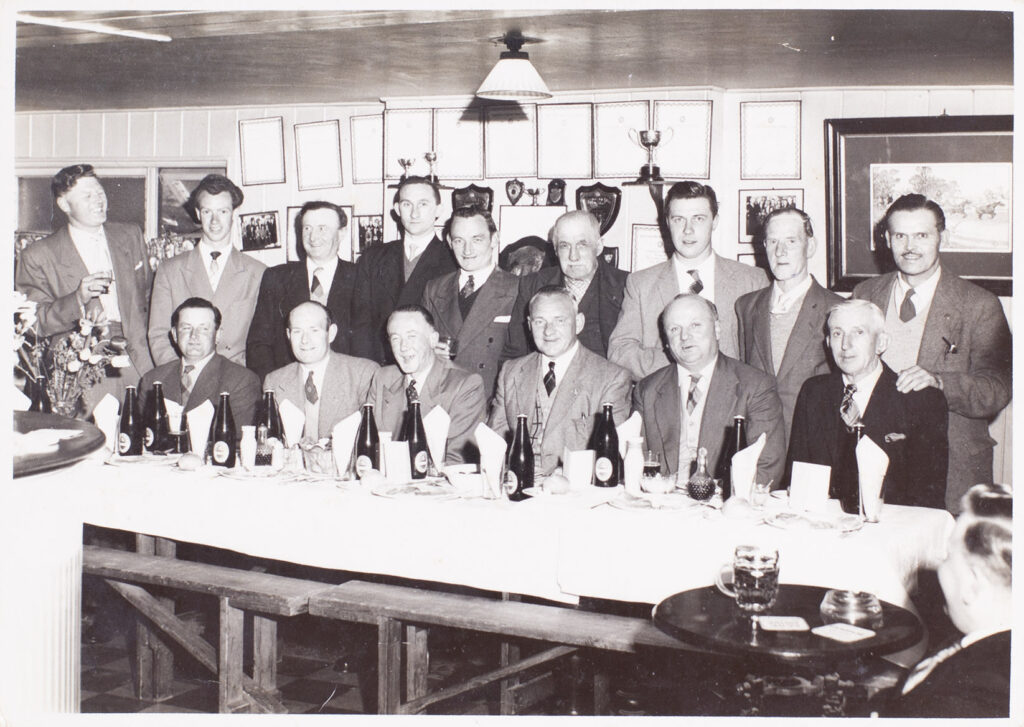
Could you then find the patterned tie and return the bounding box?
[840,383,860,429]
[310,267,325,303]
[899,288,916,322]
[543,361,557,396]
[303,370,318,440]
[460,274,475,299]
[209,250,222,278]
[687,269,704,295]
[406,377,419,405]
[304,370,318,404]
[181,364,195,399]
[901,639,964,695]
[686,374,702,415]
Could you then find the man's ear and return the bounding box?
[327,323,338,344]
[711,214,720,231]
[875,331,890,356]
[575,311,585,332]
[56,196,70,216]
[713,319,722,341]
[938,228,949,251]
[805,236,818,259]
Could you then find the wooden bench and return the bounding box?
[83,544,334,713]
[309,580,703,714]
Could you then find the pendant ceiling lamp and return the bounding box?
[475,30,552,101]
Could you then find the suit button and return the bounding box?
[478,364,484,369]
[488,337,493,343]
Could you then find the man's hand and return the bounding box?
[76,271,113,306]
[896,365,941,393]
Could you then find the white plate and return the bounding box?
[215,466,289,480]
[105,453,181,466]
[608,492,695,511]
[522,486,581,498]
[764,511,863,533]
[371,480,457,500]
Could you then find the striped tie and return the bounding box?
[181,364,195,400]
[686,375,702,415]
[840,383,860,429]
[543,361,556,396]
[687,269,703,295]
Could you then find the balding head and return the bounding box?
[552,210,603,283]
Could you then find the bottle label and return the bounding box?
[213,441,230,464]
[144,428,154,447]
[118,433,132,454]
[594,457,613,482]
[356,455,373,477]
[503,470,518,494]
[413,450,429,474]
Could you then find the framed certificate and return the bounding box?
[740,101,802,179]
[653,100,713,179]
[594,101,649,179]
[433,107,484,180]
[350,114,383,184]
[497,204,565,252]
[239,117,285,186]
[537,103,593,179]
[384,108,433,180]
[485,104,537,178]
[631,224,668,272]
[294,120,343,190]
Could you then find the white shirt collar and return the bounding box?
[677,355,717,389]
[895,265,941,313]
[306,256,339,287]
[541,341,580,384]
[404,230,435,261]
[843,359,884,415]
[407,357,436,390]
[771,274,813,314]
[300,356,330,391]
[672,252,716,302]
[459,263,494,291]
[182,350,216,379]
[960,625,1011,650]
[68,223,106,245]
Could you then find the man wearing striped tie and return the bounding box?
[631,294,785,486]
[881,483,1011,717]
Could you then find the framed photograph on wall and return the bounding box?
[239,211,280,251]
[738,189,804,243]
[239,117,286,185]
[825,115,1012,295]
[294,120,343,190]
[354,214,385,260]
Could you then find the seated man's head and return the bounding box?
[387,305,438,379]
[552,211,602,283]
[171,297,222,364]
[394,176,441,238]
[939,483,1012,635]
[826,299,889,382]
[53,164,107,231]
[883,194,947,286]
[185,174,245,248]
[298,201,348,265]
[447,206,498,274]
[528,286,584,359]
[286,301,336,366]
[662,294,720,373]
[762,207,815,287]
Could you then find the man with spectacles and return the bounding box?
[422,206,518,400]
[246,201,359,381]
[139,297,260,426]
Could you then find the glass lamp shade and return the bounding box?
[476,54,552,101]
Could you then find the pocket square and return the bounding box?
[493,315,511,323]
[134,260,144,270]
[884,432,906,443]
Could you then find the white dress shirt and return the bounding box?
[459,263,495,292]
[403,230,435,262]
[673,252,716,304]
[677,355,717,472]
[844,359,884,416]
[539,341,580,396]
[306,256,339,300]
[893,265,941,319]
[68,225,121,322]
[198,241,232,291]
[770,273,813,314]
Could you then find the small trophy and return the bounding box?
[424,151,438,183]
[627,128,674,184]
[397,157,415,181]
[526,188,542,206]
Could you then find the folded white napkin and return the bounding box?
[378,432,393,477]
[856,435,890,520]
[331,410,362,477]
[12,386,30,411]
[186,400,215,456]
[730,431,765,500]
[562,448,595,491]
[383,440,411,482]
[92,393,121,451]
[790,461,831,512]
[278,399,305,445]
[423,405,451,469]
[616,412,642,459]
[474,422,508,499]
[164,399,185,432]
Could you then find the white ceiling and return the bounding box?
[15,9,1013,112]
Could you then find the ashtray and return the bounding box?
[819,589,884,629]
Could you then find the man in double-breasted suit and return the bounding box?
[609,181,767,380]
[423,206,518,400]
[139,297,260,426]
[15,164,154,408]
[367,306,486,465]
[490,287,631,475]
[503,210,627,361]
[788,300,948,509]
[852,194,1011,511]
[735,208,843,441]
[263,302,378,441]
[350,176,458,364]
[632,294,785,486]
[148,174,265,367]
[246,201,357,381]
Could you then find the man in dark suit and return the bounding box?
[735,208,842,442]
[246,201,357,381]
[15,164,155,408]
[610,181,768,379]
[263,301,378,441]
[490,286,631,475]
[422,206,518,400]
[632,294,785,486]
[788,299,948,508]
[367,305,486,465]
[350,176,458,364]
[503,210,627,360]
[139,297,260,427]
[882,483,1011,717]
[853,194,1011,511]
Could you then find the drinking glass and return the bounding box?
[716,545,779,615]
[438,336,459,360]
[751,482,770,510]
[642,450,662,478]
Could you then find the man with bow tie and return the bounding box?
[787,299,948,508]
[853,194,1011,512]
[367,305,486,465]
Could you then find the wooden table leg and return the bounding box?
[218,598,246,713]
[252,615,278,694]
[377,616,402,714]
[133,534,175,701]
[499,592,521,715]
[405,624,429,703]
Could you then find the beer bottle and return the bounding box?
[591,402,620,487]
[837,424,866,515]
[144,381,170,453]
[402,401,432,479]
[207,392,237,468]
[687,446,715,501]
[720,415,747,501]
[504,414,534,501]
[256,390,286,447]
[117,385,143,456]
[27,375,51,413]
[354,403,380,478]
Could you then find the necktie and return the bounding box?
[543,361,557,396]
[304,370,318,404]
[686,375,702,415]
[460,274,475,299]
[899,288,916,322]
[310,267,325,303]
[181,364,195,399]
[687,269,704,295]
[840,383,860,429]
[406,377,419,405]
[209,250,222,278]
[303,370,318,440]
[902,639,964,695]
